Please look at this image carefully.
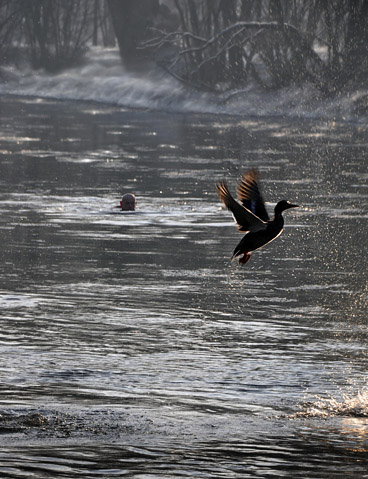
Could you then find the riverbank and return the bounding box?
[1,47,368,122]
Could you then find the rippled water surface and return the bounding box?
[0,96,367,477]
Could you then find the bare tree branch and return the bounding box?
[141,20,331,92]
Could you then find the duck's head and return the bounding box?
[275,200,299,215]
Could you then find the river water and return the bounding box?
[0,95,367,477]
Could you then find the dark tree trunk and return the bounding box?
[219,0,245,83]
[107,0,159,69]
[343,0,368,85]
[93,0,98,46]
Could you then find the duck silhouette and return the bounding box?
[216,168,298,265]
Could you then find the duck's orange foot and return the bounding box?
[239,252,251,265]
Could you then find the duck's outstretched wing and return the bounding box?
[237,168,269,221]
[216,181,266,232]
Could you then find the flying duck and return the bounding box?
[216,168,298,265]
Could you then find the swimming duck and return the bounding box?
[216,168,298,265]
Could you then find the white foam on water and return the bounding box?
[295,389,368,418]
[1,47,367,121]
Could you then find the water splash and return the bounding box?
[295,389,368,418]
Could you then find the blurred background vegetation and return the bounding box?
[0,0,367,94]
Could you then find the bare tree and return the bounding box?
[0,0,113,71]
[140,0,368,94]
[21,0,98,71]
[321,0,368,88]
[0,0,24,65]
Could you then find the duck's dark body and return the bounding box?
[216,169,298,265]
[233,215,283,257]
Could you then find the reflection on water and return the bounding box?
[0,96,367,477]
